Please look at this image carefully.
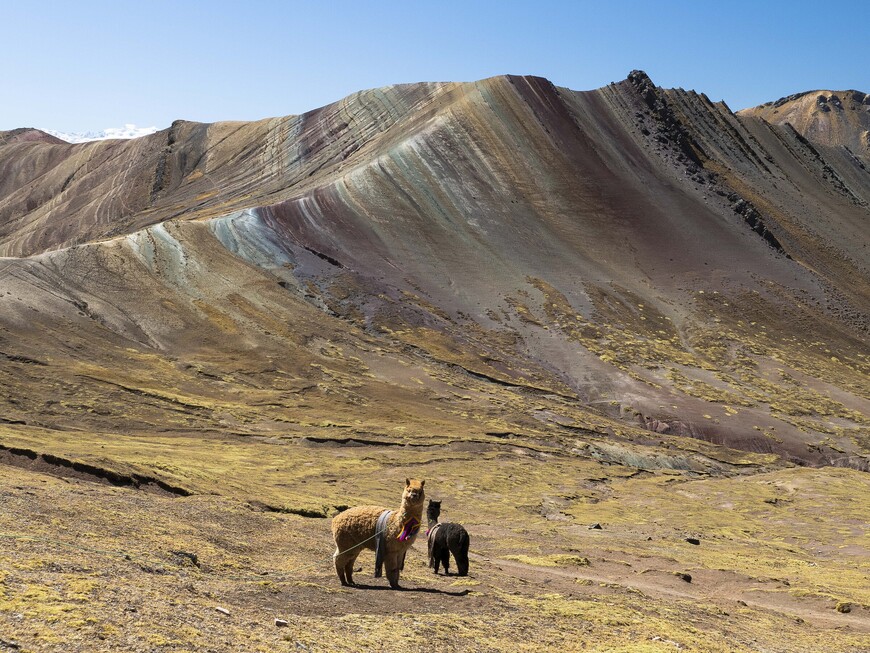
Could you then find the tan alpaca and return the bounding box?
[332,478,425,589]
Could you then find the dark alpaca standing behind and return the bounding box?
[426,499,470,576]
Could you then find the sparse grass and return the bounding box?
[0,253,866,652]
[507,278,868,461]
[1,424,867,652]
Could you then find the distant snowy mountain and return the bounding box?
[41,124,160,143]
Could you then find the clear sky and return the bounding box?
[3,0,868,133]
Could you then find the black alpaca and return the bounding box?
[426,499,470,576]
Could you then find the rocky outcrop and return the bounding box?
[740,86,870,156]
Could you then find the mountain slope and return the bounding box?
[739,89,870,156]
[0,82,459,257]
[1,71,869,653]
[1,73,868,467]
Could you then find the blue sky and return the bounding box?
[3,0,868,133]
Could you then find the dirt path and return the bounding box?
[480,553,870,631]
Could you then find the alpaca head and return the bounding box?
[426,499,441,522]
[403,478,425,507]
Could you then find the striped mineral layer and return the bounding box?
[1,72,868,468]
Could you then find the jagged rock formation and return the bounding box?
[0,72,868,469]
[741,89,870,156]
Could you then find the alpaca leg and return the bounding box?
[458,532,471,576]
[344,554,358,586]
[431,544,441,574]
[450,542,470,576]
[385,552,402,589]
[334,549,358,586]
[440,549,451,575]
[456,549,469,576]
[334,550,350,586]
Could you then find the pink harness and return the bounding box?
[398,516,421,542]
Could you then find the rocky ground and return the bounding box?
[0,427,867,652]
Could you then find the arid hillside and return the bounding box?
[0,72,868,652]
[739,88,870,155]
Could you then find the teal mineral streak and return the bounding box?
[125,228,157,272]
[126,223,194,279]
[384,137,463,230]
[208,209,295,271]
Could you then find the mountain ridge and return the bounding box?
[39,124,160,143]
[1,71,869,651]
[739,87,870,155]
[1,71,867,470]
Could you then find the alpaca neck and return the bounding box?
[427,514,439,529]
[397,500,423,523]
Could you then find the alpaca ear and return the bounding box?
[420,480,425,487]
[405,478,410,486]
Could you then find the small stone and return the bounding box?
[674,572,692,583]
[171,550,200,567]
[685,537,700,545]
[836,602,852,614]
[215,606,231,616]
[589,523,602,530]
[275,619,289,627]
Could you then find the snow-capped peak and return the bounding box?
[40,124,160,143]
